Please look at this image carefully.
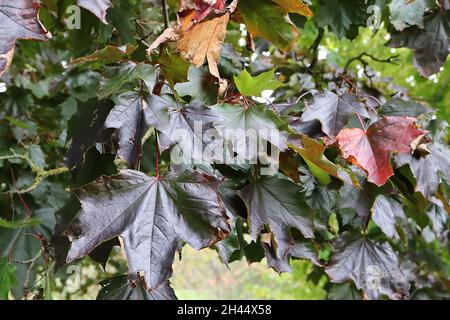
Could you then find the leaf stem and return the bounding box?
[357,114,367,131]
[9,167,32,217]
[155,130,160,178]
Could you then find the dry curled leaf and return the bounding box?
[177,13,230,78]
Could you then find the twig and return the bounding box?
[0,150,69,194]
[295,90,313,104]
[262,97,280,116]
[309,27,325,69]
[155,131,160,178]
[23,250,43,293]
[9,167,32,217]
[343,52,399,76]
[357,114,367,131]
[162,0,170,29]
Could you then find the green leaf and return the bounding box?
[211,103,288,159]
[315,0,368,39]
[72,44,138,64]
[174,66,218,105]
[389,0,428,31]
[328,282,362,300]
[379,98,433,117]
[98,63,157,99]
[0,257,17,300]
[238,0,300,50]
[159,49,190,87]
[28,144,46,168]
[289,135,358,186]
[234,69,284,97]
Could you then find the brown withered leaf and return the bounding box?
[148,1,235,79]
[177,13,230,78]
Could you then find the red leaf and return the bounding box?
[336,116,426,186]
[179,0,226,30]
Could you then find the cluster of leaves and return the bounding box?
[0,0,449,300]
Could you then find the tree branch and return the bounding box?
[309,27,325,69]
[343,52,399,77]
[0,150,69,194]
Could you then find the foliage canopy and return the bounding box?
[0,0,450,300]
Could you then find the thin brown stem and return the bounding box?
[155,130,160,178]
[9,167,32,217]
[162,0,170,29]
[357,114,367,131]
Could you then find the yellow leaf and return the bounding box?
[272,0,313,17]
[177,13,230,78]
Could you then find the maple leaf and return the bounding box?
[238,0,300,50]
[371,195,407,239]
[426,197,448,236]
[239,177,315,261]
[67,170,230,290]
[338,178,375,221]
[389,0,428,31]
[104,92,153,167]
[395,143,450,198]
[64,99,114,169]
[315,0,367,39]
[289,135,358,186]
[271,0,313,17]
[379,98,433,117]
[158,49,190,87]
[148,0,235,79]
[325,232,410,300]
[300,91,370,138]
[146,94,222,164]
[97,276,176,300]
[97,62,157,99]
[233,69,284,97]
[211,103,288,160]
[177,13,230,79]
[71,44,137,64]
[77,0,112,24]
[388,12,450,77]
[0,257,16,300]
[335,116,426,187]
[178,0,227,30]
[174,66,218,105]
[262,238,320,273]
[0,0,51,77]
